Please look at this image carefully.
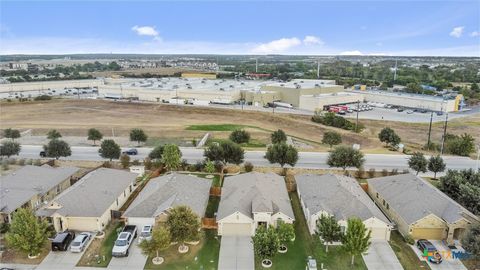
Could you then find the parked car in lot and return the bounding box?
[138,225,153,243]
[417,239,442,264]
[51,231,75,251]
[420,109,428,113]
[40,151,47,157]
[436,111,444,116]
[70,232,91,253]
[122,148,138,155]
[406,110,414,114]
[397,107,404,112]
[112,225,137,257]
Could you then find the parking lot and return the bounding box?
[410,240,467,270]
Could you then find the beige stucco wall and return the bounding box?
[299,93,363,111]
[261,85,344,107]
[358,91,457,112]
[0,79,103,93]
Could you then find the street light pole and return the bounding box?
[440,112,449,155]
[355,100,360,132]
[427,112,433,147]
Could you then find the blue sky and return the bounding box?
[1,1,479,56]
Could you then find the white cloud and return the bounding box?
[470,31,480,37]
[251,37,302,54]
[303,35,324,46]
[340,50,363,56]
[449,26,464,38]
[131,25,161,41]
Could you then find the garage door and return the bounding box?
[369,227,389,240]
[221,223,252,236]
[411,228,445,239]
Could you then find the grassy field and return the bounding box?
[389,231,431,270]
[1,99,478,153]
[144,229,220,270]
[255,192,368,270]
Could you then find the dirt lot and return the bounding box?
[1,99,478,152]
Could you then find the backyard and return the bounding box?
[254,192,368,270]
[143,229,220,270]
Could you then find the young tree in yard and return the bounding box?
[130,128,148,145]
[461,223,480,258]
[315,214,342,252]
[271,129,287,144]
[265,143,298,174]
[44,139,71,159]
[98,139,121,161]
[120,154,130,169]
[428,155,446,179]
[252,225,280,265]
[204,140,244,165]
[161,144,182,171]
[342,217,371,266]
[87,128,103,145]
[46,129,62,140]
[148,145,164,160]
[322,131,342,148]
[4,128,21,141]
[408,152,428,175]
[0,141,21,157]
[139,226,171,264]
[229,129,250,144]
[327,146,365,171]
[6,208,48,257]
[276,221,295,252]
[378,127,401,148]
[166,206,200,252]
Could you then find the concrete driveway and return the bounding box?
[35,249,87,270]
[107,242,147,270]
[218,236,254,270]
[410,241,467,270]
[362,240,403,270]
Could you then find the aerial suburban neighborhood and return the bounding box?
[0,1,479,270]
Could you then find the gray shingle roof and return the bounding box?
[367,173,479,224]
[296,174,390,224]
[38,168,136,217]
[123,173,211,218]
[217,172,294,220]
[0,165,80,214]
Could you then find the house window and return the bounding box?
[386,203,390,210]
[116,198,119,206]
[56,185,61,194]
[382,199,385,206]
[129,185,132,192]
[124,190,126,197]
[376,192,379,198]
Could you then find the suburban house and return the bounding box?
[296,174,392,240]
[217,172,294,236]
[0,165,81,223]
[123,173,211,228]
[37,168,137,232]
[367,173,479,245]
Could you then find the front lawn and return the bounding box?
[77,221,123,267]
[144,229,220,270]
[186,124,247,131]
[389,231,430,270]
[254,192,367,270]
[207,137,266,148]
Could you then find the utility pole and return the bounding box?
[355,100,360,132]
[440,112,449,155]
[427,112,433,147]
[255,58,258,73]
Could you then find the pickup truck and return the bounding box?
[112,225,137,257]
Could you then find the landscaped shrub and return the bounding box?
[34,95,52,101]
[367,168,376,178]
[244,161,254,172]
[131,159,141,166]
[102,161,112,168]
[404,235,415,245]
[194,161,205,172]
[8,158,16,165]
[33,159,42,166]
[311,112,364,132]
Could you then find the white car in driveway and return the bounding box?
[138,225,153,244]
[70,232,91,253]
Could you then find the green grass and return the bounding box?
[180,172,221,186]
[255,192,367,270]
[389,231,431,270]
[186,124,247,131]
[77,221,123,267]
[144,230,220,270]
[207,138,266,148]
[205,196,221,218]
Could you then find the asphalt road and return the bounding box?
[17,145,479,173]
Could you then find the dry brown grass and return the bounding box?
[1,99,478,152]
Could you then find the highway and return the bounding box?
[17,145,478,172]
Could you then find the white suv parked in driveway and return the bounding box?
[138,225,153,243]
[70,232,91,253]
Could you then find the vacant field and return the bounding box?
[1,99,478,152]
